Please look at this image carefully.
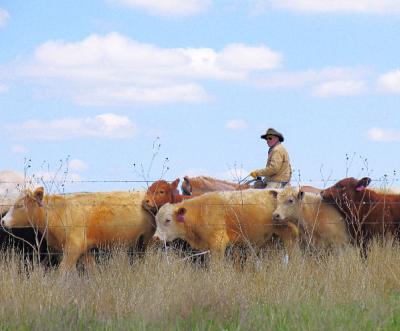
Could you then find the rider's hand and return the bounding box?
[249,171,258,179]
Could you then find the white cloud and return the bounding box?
[368,127,400,142]
[11,33,281,106]
[259,0,400,14]
[0,170,25,214]
[11,145,28,154]
[0,84,8,93]
[114,0,211,16]
[74,84,208,106]
[217,43,281,71]
[312,80,367,97]
[256,67,367,88]
[0,8,9,28]
[0,170,25,197]
[226,119,248,130]
[254,67,369,97]
[377,70,400,93]
[68,159,88,172]
[8,113,137,140]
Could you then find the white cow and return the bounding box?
[272,187,349,251]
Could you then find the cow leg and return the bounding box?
[128,234,147,265]
[59,242,84,273]
[80,252,97,273]
[209,232,230,263]
[274,222,299,261]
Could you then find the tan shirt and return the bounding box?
[255,143,292,183]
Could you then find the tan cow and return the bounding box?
[154,189,299,260]
[2,187,155,272]
[272,187,349,251]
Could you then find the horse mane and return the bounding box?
[185,176,248,190]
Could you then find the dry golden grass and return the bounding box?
[1,242,400,330]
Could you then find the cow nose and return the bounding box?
[273,212,281,221]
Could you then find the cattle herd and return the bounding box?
[1,175,400,272]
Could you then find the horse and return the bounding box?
[181,176,250,196]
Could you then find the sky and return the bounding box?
[0,0,400,195]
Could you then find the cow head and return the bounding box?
[2,187,44,228]
[154,203,187,242]
[272,187,304,223]
[142,179,180,214]
[321,177,372,217]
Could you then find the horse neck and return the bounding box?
[191,176,241,193]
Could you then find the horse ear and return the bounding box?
[356,177,371,191]
[171,178,180,190]
[297,190,305,200]
[176,207,187,223]
[181,176,192,196]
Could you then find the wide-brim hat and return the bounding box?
[260,128,284,142]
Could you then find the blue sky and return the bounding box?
[0,0,400,194]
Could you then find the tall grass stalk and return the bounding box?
[1,243,400,330]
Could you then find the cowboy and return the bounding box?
[249,128,292,189]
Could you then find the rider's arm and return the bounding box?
[255,149,283,178]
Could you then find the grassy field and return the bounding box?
[1,243,400,331]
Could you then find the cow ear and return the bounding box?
[171,178,180,190]
[297,190,305,200]
[356,177,371,191]
[34,187,44,205]
[269,190,278,199]
[176,207,187,223]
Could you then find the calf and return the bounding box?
[321,177,400,246]
[272,187,349,251]
[3,187,155,272]
[155,189,299,260]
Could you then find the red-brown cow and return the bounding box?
[321,177,400,247]
[142,179,191,214]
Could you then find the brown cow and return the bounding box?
[3,187,155,272]
[181,176,250,196]
[321,177,400,247]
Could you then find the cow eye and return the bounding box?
[159,190,165,194]
[288,198,294,204]
[165,219,171,223]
